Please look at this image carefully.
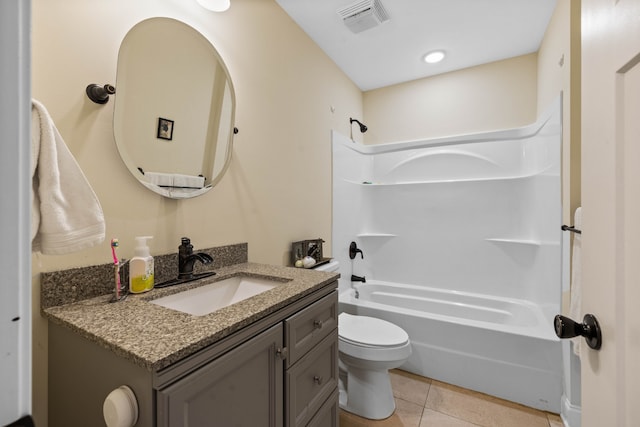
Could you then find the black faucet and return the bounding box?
[351,274,366,283]
[178,237,214,279]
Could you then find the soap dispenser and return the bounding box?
[129,236,154,293]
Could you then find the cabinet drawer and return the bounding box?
[286,330,338,427]
[306,389,338,427]
[285,290,337,366]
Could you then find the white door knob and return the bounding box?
[103,385,139,427]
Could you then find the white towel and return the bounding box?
[145,172,204,189]
[569,207,582,357]
[145,171,174,187]
[31,99,105,255]
[172,174,205,189]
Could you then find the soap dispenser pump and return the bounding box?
[129,236,154,293]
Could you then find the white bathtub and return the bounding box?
[332,97,564,412]
[339,280,562,412]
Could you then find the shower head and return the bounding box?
[350,118,368,133]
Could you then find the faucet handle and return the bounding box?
[349,241,364,259]
[180,237,193,255]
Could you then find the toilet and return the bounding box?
[313,259,412,420]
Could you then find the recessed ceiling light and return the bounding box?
[423,50,445,64]
[196,0,230,12]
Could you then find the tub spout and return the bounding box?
[351,274,366,283]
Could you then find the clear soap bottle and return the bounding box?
[129,236,154,293]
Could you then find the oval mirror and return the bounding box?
[113,17,235,199]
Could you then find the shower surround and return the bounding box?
[332,98,563,412]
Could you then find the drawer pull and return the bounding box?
[313,375,323,385]
[313,319,323,329]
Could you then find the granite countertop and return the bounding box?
[43,262,339,372]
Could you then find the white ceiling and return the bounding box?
[275,0,558,91]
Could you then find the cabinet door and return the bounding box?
[157,324,284,427]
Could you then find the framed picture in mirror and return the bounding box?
[157,117,174,140]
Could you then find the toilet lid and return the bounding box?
[338,313,409,347]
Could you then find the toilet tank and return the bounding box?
[313,259,340,272]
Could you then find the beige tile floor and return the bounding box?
[339,370,564,427]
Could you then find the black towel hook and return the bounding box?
[86,83,116,104]
[561,224,582,234]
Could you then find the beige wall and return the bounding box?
[538,0,581,227]
[31,0,362,424]
[362,53,538,145]
[537,0,581,315]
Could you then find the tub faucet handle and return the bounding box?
[349,241,364,259]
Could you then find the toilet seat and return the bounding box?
[338,313,412,363]
[338,313,409,348]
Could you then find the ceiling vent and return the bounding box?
[337,0,390,34]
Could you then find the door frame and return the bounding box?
[0,0,32,424]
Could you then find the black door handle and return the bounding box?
[554,314,602,350]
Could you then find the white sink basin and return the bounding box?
[150,276,288,316]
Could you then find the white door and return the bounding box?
[581,0,640,425]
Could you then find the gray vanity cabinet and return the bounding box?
[156,323,284,427]
[48,283,338,427]
[154,289,339,427]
